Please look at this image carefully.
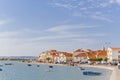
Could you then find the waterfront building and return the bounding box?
[96,49,107,59]
[107,47,120,62]
[73,49,96,62]
[38,50,73,63]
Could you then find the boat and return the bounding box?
[78,67,85,70]
[37,65,40,67]
[49,66,53,68]
[5,63,13,65]
[0,68,2,71]
[0,65,3,67]
[83,71,101,75]
[27,64,32,66]
[80,68,85,70]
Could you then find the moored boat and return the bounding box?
[27,64,32,66]
[5,63,13,65]
[49,66,53,68]
[83,71,101,75]
[78,67,85,70]
[0,68,2,71]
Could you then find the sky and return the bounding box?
[0,0,120,56]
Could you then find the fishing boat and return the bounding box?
[37,65,40,67]
[0,68,2,71]
[49,66,53,68]
[5,63,13,65]
[78,67,85,70]
[27,64,32,66]
[83,71,101,75]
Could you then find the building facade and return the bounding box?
[38,50,73,63]
[107,47,120,62]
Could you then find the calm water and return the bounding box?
[0,61,112,80]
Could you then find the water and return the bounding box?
[0,61,112,80]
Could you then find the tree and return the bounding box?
[46,57,51,63]
[89,58,103,62]
[104,57,108,62]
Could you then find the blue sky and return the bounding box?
[0,0,120,56]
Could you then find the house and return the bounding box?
[96,49,107,59]
[74,49,96,62]
[38,50,73,63]
[53,51,73,64]
[75,52,88,62]
[107,47,120,62]
[73,49,85,62]
[38,51,48,62]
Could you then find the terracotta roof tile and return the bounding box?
[88,53,96,59]
[110,47,120,50]
[97,50,107,57]
[75,53,87,57]
[74,49,82,52]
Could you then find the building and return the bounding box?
[38,50,73,63]
[96,49,107,59]
[73,49,96,62]
[107,47,120,62]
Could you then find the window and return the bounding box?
[118,55,120,59]
[118,51,120,53]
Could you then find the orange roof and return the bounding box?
[74,49,82,52]
[87,53,96,59]
[75,53,87,57]
[49,50,59,57]
[97,50,107,57]
[62,53,73,57]
[75,53,96,59]
[85,49,92,52]
[110,47,120,50]
[48,50,57,52]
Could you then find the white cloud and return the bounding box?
[91,15,113,23]
[50,0,120,23]
[29,34,80,41]
[0,18,12,26]
[116,0,120,4]
[46,24,97,32]
[109,0,120,5]
[51,3,77,9]
[0,31,19,38]
[0,20,8,25]
[0,24,108,56]
[87,33,109,37]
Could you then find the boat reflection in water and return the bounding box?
[45,65,53,72]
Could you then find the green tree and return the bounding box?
[104,57,108,62]
[46,57,51,63]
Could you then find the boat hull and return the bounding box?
[83,71,101,75]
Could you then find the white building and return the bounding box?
[107,47,120,62]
